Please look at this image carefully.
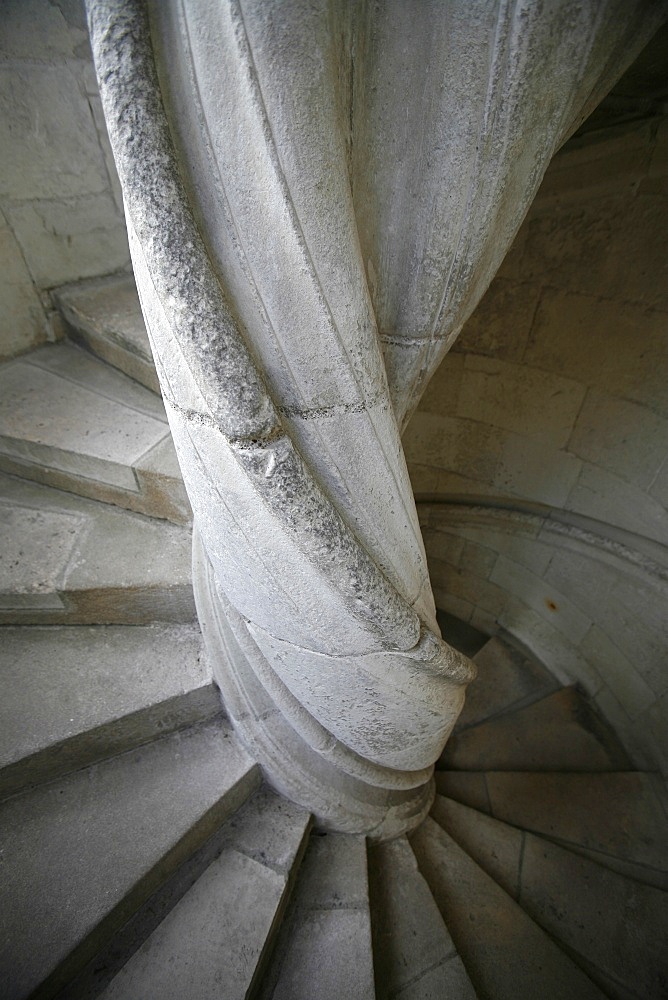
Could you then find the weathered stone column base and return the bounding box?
[193,529,435,841]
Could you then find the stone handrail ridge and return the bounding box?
[87,0,431,658]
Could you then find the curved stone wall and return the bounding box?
[418,499,668,777]
[405,113,668,546]
[405,108,668,776]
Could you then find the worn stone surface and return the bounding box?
[410,817,606,1000]
[0,623,218,798]
[0,472,194,624]
[368,834,476,1000]
[0,0,130,356]
[0,719,259,1000]
[441,687,632,772]
[457,356,587,449]
[0,210,49,361]
[3,193,128,288]
[101,788,310,1000]
[432,795,524,900]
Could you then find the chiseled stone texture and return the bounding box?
[87,0,665,833]
[0,0,130,357]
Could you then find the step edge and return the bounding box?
[0,685,223,803]
[28,751,262,1000]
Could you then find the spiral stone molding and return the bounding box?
[87,0,666,838]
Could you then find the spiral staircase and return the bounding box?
[0,274,666,1000]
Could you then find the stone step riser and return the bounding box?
[434,769,668,888]
[440,685,632,772]
[433,795,668,1000]
[368,835,476,1000]
[0,721,260,1000]
[0,690,222,802]
[53,276,159,394]
[410,817,606,1000]
[98,789,312,1000]
[0,343,189,524]
[1,625,221,802]
[0,474,194,627]
[258,832,375,1000]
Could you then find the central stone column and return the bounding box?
[87,0,664,838]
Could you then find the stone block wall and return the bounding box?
[0,0,129,361]
[406,114,668,775]
[405,115,668,544]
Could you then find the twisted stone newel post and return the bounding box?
[87,0,665,838]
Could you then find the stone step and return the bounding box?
[0,719,260,1000]
[259,832,375,1000]
[53,274,159,393]
[367,834,476,1000]
[0,473,195,625]
[435,770,668,890]
[100,787,311,1000]
[0,624,221,800]
[410,817,606,1000]
[439,685,632,772]
[435,608,489,659]
[432,795,668,1000]
[0,342,189,524]
[455,635,559,732]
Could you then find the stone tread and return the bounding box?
[439,685,632,772]
[432,795,668,1000]
[367,834,476,1000]
[410,817,607,1000]
[0,719,260,1000]
[0,342,189,523]
[435,770,668,888]
[0,472,195,625]
[0,623,221,799]
[101,787,311,1000]
[455,634,560,732]
[259,832,375,1000]
[53,275,159,393]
